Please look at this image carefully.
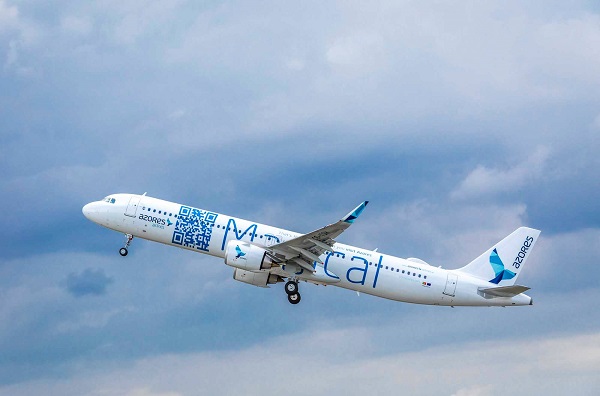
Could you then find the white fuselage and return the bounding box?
[82,194,532,307]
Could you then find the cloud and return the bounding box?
[65,268,114,297]
[0,329,598,396]
[451,147,551,200]
[0,0,18,34]
[125,388,181,396]
[326,31,385,71]
[60,15,92,37]
[451,385,494,396]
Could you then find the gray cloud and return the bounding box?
[65,268,113,297]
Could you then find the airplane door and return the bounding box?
[124,196,141,217]
[443,274,458,297]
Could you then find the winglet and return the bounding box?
[342,201,369,224]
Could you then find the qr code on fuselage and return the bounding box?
[171,206,218,251]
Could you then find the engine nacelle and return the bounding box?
[224,241,274,271]
[233,268,282,288]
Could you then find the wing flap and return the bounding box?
[270,201,369,271]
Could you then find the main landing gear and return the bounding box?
[119,234,134,256]
[285,280,301,305]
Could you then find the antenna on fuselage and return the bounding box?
[142,192,147,196]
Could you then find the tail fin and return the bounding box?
[457,227,541,285]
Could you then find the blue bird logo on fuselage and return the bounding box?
[235,245,246,259]
[489,248,516,284]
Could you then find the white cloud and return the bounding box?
[0,1,39,75]
[3,39,17,70]
[125,389,181,396]
[451,385,494,396]
[326,31,385,71]
[353,199,528,266]
[451,147,551,200]
[0,0,18,34]
[526,228,600,286]
[1,329,598,396]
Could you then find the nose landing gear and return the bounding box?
[119,234,134,256]
[284,280,301,304]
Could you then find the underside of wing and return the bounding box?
[477,285,530,299]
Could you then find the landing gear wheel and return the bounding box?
[120,234,133,257]
[284,281,298,295]
[288,293,301,304]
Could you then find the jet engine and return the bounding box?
[224,241,275,272]
[232,268,282,288]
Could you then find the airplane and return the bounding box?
[82,193,540,307]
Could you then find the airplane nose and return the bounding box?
[82,202,94,220]
[82,202,103,223]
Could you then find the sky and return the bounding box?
[1,1,599,395]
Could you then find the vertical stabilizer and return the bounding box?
[457,227,541,285]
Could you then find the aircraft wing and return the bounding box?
[268,201,369,272]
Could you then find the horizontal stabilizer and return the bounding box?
[478,285,530,299]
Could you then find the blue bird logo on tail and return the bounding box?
[235,245,246,259]
[489,248,516,284]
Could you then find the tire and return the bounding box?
[288,293,301,305]
[119,248,128,256]
[284,281,298,295]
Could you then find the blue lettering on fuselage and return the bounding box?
[139,213,166,226]
[322,252,384,288]
[221,218,258,250]
[372,255,383,288]
[347,256,368,285]
[323,251,343,279]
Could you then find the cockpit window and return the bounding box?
[103,197,116,204]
